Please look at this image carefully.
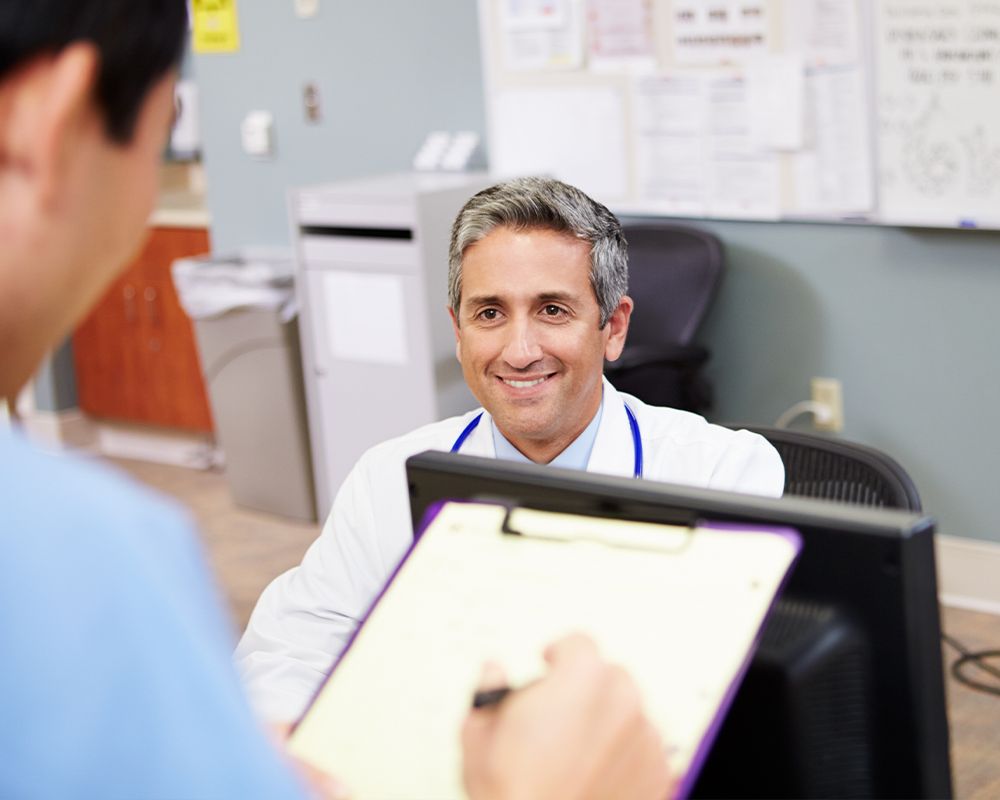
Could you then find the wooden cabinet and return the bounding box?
[73,226,214,432]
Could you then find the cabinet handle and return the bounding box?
[123,285,137,323]
[144,286,159,326]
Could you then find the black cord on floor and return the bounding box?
[942,632,1000,697]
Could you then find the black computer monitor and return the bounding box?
[405,450,952,799]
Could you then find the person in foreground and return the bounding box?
[0,3,672,798]
[237,177,786,723]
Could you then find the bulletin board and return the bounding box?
[478,0,1000,229]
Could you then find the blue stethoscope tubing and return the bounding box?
[450,404,644,480]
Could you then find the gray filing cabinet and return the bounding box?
[291,173,492,519]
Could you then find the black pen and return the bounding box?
[472,686,513,708]
[471,679,540,709]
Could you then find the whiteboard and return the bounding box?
[875,0,1000,228]
[478,0,1000,230]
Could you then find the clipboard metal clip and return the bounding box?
[499,505,695,554]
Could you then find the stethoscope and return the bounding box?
[450,403,644,479]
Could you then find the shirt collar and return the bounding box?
[491,394,604,471]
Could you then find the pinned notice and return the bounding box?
[192,0,241,54]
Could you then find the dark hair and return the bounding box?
[0,0,188,143]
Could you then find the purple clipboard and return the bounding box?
[673,520,802,799]
[290,500,456,733]
[293,501,802,800]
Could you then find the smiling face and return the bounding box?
[450,225,632,463]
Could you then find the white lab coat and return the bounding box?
[235,379,784,722]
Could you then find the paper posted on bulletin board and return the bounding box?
[479,0,1000,230]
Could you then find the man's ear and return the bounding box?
[0,43,100,212]
[448,306,462,361]
[603,295,633,362]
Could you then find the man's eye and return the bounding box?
[543,305,566,317]
[478,308,499,321]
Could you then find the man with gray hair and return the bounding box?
[236,177,784,724]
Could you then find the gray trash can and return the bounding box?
[172,248,316,522]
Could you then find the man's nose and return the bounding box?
[501,318,543,369]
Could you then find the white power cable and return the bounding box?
[774,400,833,430]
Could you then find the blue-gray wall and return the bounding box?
[193,3,999,544]
[193,1,485,251]
[691,220,1000,544]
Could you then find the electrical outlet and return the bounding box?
[303,82,321,123]
[811,377,843,432]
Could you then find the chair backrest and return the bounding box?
[622,223,724,346]
[733,425,922,512]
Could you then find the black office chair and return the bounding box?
[605,222,723,413]
[732,425,922,512]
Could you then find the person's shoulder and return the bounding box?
[0,431,193,554]
[623,393,779,467]
[355,410,482,471]
[622,395,782,496]
[625,395,744,445]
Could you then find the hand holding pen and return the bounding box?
[461,634,674,800]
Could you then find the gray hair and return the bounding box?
[447,177,628,328]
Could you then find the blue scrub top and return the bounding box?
[0,430,305,799]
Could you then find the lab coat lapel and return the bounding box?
[457,410,496,458]
[588,380,637,478]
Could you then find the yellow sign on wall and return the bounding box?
[192,0,241,54]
